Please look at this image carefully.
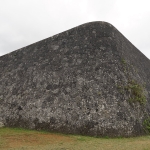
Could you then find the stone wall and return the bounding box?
[0,21,150,137]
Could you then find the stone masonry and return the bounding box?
[0,21,150,137]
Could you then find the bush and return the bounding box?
[126,80,146,105]
[143,118,150,134]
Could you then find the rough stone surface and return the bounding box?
[0,122,4,128]
[0,21,150,137]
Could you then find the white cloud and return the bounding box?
[0,0,150,59]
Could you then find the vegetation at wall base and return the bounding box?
[143,117,150,134]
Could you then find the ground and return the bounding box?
[0,127,150,150]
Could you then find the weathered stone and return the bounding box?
[0,21,150,137]
[0,122,4,128]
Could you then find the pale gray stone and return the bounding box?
[0,21,150,137]
[0,122,4,128]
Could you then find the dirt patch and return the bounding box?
[2,133,74,149]
[1,128,150,150]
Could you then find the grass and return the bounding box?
[1,128,150,150]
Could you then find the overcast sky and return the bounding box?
[0,0,150,59]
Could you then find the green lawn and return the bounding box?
[0,127,150,150]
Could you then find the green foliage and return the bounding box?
[143,118,150,134]
[117,80,146,105]
[126,80,146,105]
[119,58,146,104]
[121,58,126,65]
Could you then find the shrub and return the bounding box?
[126,80,146,105]
[143,118,150,134]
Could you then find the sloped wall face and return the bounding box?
[0,22,150,137]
